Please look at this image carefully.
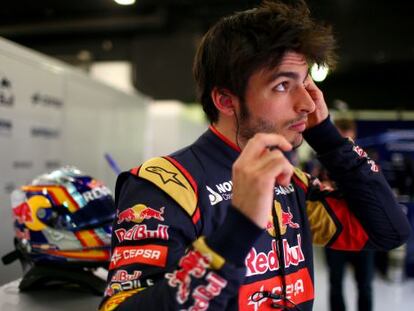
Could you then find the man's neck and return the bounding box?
[212,120,243,150]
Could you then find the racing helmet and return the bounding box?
[2,166,115,294]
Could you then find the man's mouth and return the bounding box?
[288,120,307,132]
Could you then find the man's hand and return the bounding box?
[305,75,329,129]
[231,133,293,228]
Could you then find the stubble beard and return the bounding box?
[237,100,304,149]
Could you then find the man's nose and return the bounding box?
[293,86,316,114]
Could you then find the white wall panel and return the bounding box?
[0,37,147,284]
[145,101,207,159]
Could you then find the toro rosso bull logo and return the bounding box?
[117,204,165,224]
[267,203,300,237]
[281,207,300,229]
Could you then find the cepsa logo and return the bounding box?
[117,204,165,224]
[239,268,314,311]
[109,245,168,269]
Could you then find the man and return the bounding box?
[100,1,411,310]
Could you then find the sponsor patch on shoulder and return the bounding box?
[117,204,165,224]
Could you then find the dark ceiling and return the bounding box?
[1,0,413,110]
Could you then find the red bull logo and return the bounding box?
[111,270,142,282]
[165,250,210,304]
[245,234,305,276]
[186,272,227,310]
[267,203,300,237]
[281,207,300,229]
[115,224,169,242]
[12,202,33,224]
[117,204,165,224]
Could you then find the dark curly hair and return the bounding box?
[193,0,337,123]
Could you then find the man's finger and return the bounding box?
[241,133,292,159]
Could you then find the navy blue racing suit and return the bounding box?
[100,118,411,311]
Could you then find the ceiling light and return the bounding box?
[310,63,329,82]
[114,0,136,5]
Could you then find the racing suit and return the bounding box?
[100,117,411,311]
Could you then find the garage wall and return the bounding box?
[0,37,148,284]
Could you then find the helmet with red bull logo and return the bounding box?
[1,166,115,294]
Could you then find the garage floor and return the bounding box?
[313,247,414,311]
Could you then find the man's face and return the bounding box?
[237,52,316,148]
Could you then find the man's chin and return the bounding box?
[291,134,304,149]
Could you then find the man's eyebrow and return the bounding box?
[266,71,300,84]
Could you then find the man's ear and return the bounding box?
[211,87,237,116]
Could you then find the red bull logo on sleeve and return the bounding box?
[111,270,142,282]
[107,270,154,296]
[353,145,379,172]
[186,272,227,310]
[114,224,169,242]
[165,250,211,304]
[117,204,165,224]
[281,207,300,229]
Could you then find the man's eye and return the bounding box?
[274,82,288,92]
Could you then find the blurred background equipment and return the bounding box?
[356,119,414,201]
[0,0,413,110]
